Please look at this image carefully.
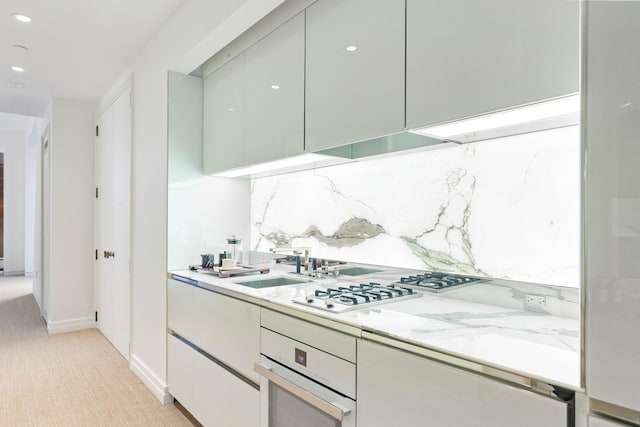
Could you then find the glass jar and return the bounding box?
[227,235,243,266]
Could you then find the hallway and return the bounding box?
[0,275,192,426]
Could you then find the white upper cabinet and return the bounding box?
[203,53,244,174]
[406,0,580,129]
[305,0,405,152]
[244,12,305,166]
[168,71,203,184]
[585,1,640,416]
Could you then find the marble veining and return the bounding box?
[171,267,581,387]
[251,126,580,287]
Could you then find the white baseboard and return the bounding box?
[4,270,26,276]
[47,316,96,334]
[130,354,173,404]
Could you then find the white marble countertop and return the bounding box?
[169,264,581,390]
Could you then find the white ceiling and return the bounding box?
[0,0,186,118]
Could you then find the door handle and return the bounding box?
[103,251,115,259]
[253,363,350,421]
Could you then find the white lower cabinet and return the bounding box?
[167,278,196,341]
[167,278,261,426]
[168,334,260,426]
[588,415,628,427]
[192,285,260,383]
[357,340,569,427]
[167,334,194,409]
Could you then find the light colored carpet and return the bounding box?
[0,275,194,426]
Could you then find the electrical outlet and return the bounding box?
[525,294,547,308]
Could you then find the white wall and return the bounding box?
[45,98,95,331]
[31,107,49,311]
[166,71,251,271]
[107,0,288,401]
[0,130,26,274]
[24,117,41,276]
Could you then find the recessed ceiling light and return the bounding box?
[271,85,280,90]
[345,45,358,52]
[13,44,29,51]
[11,66,25,72]
[226,107,235,112]
[7,82,25,89]
[12,13,32,23]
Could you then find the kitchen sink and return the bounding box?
[234,277,309,289]
[337,267,382,276]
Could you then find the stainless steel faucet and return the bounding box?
[269,246,312,275]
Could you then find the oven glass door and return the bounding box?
[269,383,340,427]
[256,357,356,427]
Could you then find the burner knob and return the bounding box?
[306,294,314,303]
[325,298,335,308]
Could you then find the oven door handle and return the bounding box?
[254,363,351,422]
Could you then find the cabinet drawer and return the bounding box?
[261,327,356,399]
[168,334,260,427]
[193,286,260,383]
[261,309,356,362]
[167,334,194,407]
[589,415,627,427]
[167,278,195,340]
[192,344,260,427]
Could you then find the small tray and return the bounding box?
[189,264,270,278]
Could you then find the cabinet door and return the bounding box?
[244,13,305,165]
[192,350,260,427]
[585,1,640,414]
[168,334,259,427]
[358,340,568,427]
[589,416,628,427]
[167,279,195,341]
[203,54,244,174]
[192,286,261,382]
[406,0,579,129]
[305,0,405,152]
[168,71,203,184]
[167,334,194,409]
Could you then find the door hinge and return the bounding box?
[95,187,99,198]
[95,311,98,322]
[96,125,99,137]
[95,249,98,260]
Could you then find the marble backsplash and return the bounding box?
[251,126,580,288]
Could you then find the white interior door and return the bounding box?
[41,127,50,319]
[95,87,131,360]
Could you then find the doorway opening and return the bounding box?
[0,152,4,274]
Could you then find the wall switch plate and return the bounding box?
[525,294,547,307]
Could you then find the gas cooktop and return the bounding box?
[395,271,483,292]
[293,282,420,313]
